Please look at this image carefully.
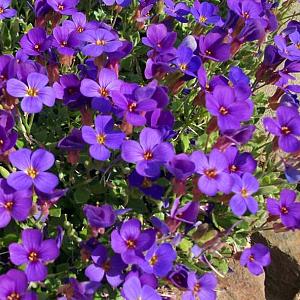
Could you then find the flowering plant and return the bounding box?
[0,0,299,299]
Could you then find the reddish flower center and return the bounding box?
[96,134,106,145]
[7,292,21,300]
[193,283,201,293]
[144,151,153,160]
[205,50,212,56]
[142,178,152,188]
[204,168,217,178]
[4,201,14,211]
[149,254,158,266]
[58,4,64,11]
[28,251,39,262]
[241,188,248,198]
[179,63,187,71]
[0,139,3,147]
[99,87,109,97]
[219,106,229,115]
[128,102,137,112]
[27,87,39,97]
[0,75,5,81]
[243,11,250,19]
[249,255,255,262]
[34,44,40,51]
[199,15,207,23]
[27,167,38,179]
[281,126,291,135]
[0,7,4,14]
[230,164,237,172]
[61,41,68,47]
[96,39,106,46]
[126,239,136,249]
[102,260,111,272]
[280,206,289,214]
[77,26,84,33]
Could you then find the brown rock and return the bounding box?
[252,231,300,300]
[217,258,265,300]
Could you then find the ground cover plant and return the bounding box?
[0,0,300,299]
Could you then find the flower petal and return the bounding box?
[33,172,59,193]
[9,149,32,170]
[31,149,55,171]
[25,261,48,282]
[7,172,32,191]
[6,79,28,98]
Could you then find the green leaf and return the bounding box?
[0,166,10,178]
[49,208,61,218]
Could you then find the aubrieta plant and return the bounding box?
[0,0,299,299]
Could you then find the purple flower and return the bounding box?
[62,12,98,35]
[6,72,55,113]
[142,24,177,53]
[224,146,257,175]
[229,173,259,216]
[228,66,251,101]
[122,276,161,300]
[80,29,122,57]
[140,243,176,277]
[170,198,200,225]
[167,264,189,289]
[111,218,156,264]
[121,128,175,177]
[9,229,59,282]
[240,243,271,276]
[85,244,126,287]
[128,170,165,200]
[82,115,125,161]
[58,128,84,151]
[52,26,80,56]
[206,86,252,131]
[274,35,300,61]
[102,0,131,7]
[227,0,262,20]
[191,1,221,26]
[284,164,300,184]
[0,0,16,20]
[47,0,79,15]
[267,189,300,229]
[199,32,231,62]
[164,0,190,23]
[20,27,51,57]
[191,149,232,196]
[167,154,195,180]
[263,106,300,153]
[175,45,201,77]
[0,182,32,228]
[182,272,217,300]
[7,149,59,193]
[83,204,116,228]
[0,269,37,300]
[0,125,17,155]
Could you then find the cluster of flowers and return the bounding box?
[0,0,299,299]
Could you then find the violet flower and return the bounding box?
[7,148,59,193]
[122,276,161,300]
[82,115,125,161]
[47,0,79,15]
[0,269,37,300]
[274,35,300,61]
[229,173,259,216]
[62,12,98,35]
[240,243,271,276]
[80,29,122,57]
[206,86,253,132]
[191,1,221,26]
[121,127,175,177]
[227,0,262,20]
[140,243,177,277]
[167,264,189,289]
[0,125,17,155]
[167,153,195,180]
[267,189,300,229]
[83,204,116,228]
[85,244,127,287]
[9,229,59,282]
[6,72,55,113]
[0,0,16,20]
[0,183,32,228]
[52,26,80,56]
[111,218,156,264]
[182,272,217,300]
[191,149,232,196]
[263,106,300,153]
[20,27,51,57]
[164,0,190,23]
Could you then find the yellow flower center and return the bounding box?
[4,201,14,211]
[128,102,137,112]
[58,4,64,11]
[149,254,158,266]
[280,206,289,214]
[243,11,250,19]
[281,126,291,135]
[230,165,237,172]
[34,44,40,51]
[204,169,217,179]
[241,188,248,198]
[7,293,21,300]
[205,50,212,56]
[96,39,106,46]
[61,41,68,47]
[27,88,39,97]
[77,26,84,33]
[0,7,4,14]
[99,87,109,97]
[96,134,106,145]
[28,251,38,262]
[193,283,201,293]
[126,240,136,249]
[179,63,187,71]
[27,167,38,179]
[199,15,207,23]
[219,106,229,115]
[142,178,152,188]
[249,255,255,262]
[143,151,153,160]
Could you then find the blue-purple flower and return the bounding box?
[47,0,78,15]
[0,0,16,20]
[191,1,221,26]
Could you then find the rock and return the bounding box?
[217,258,265,300]
[252,231,300,300]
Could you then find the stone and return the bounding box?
[217,258,265,300]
